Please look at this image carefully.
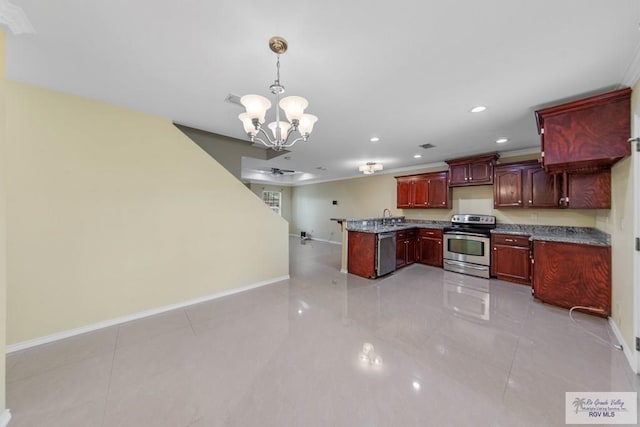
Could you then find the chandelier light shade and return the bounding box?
[238,36,317,151]
[359,162,383,175]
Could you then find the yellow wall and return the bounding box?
[249,184,293,233]
[595,80,638,352]
[5,82,289,344]
[292,155,597,242]
[0,29,7,416]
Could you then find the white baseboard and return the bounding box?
[6,275,289,354]
[608,317,637,374]
[0,409,11,427]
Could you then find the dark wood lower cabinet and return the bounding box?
[396,230,417,268]
[491,234,531,285]
[347,231,376,279]
[532,240,611,316]
[416,228,443,267]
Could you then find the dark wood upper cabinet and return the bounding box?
[396,177,412,208]
[395,171,451,209]
[562,169,611,209]
[494,165,524,207]
[535,88,631,172]
[445,153,499,186]
[526,165,560,207]
[494,161,561,208]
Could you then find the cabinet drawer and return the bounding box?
[396,231,407,240]
[492,234,530,247]
[419,228,443,238]
[407,229,417,238]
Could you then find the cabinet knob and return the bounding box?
[493,247,497,251]
[529,200,532,204]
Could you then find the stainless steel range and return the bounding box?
[443,214,496,278]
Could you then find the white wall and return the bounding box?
[0,29,7,419]
[5,82,289,344]
[594,79,639,355]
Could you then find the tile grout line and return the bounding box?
[501,335,520,401]
[100,327,120,427]
[6,330,121,385]
[184,308,198,336]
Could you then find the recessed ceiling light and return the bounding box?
[413,154,422,159]
[496,138,509,144]
[470,106,487,113]
[370,137,380,142]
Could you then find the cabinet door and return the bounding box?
[427,174,450,208]
[565,170,611,209]
[469,160,493,184]
[526,166,560,207]
[494,167,523,207]
[417,235,443,267]
[412,176,428,207]
[532,241,611,315]
[539,89,631,171]
[396,232,406,268]
[448,163,469,186]
[492,245,531,284]
[396,177,412,208]
[347,231,376,279]
[406,239,417,265]
[406,230,417,265]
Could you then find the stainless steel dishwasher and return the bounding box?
[376,232,396,277]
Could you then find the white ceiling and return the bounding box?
[6,0,640,185]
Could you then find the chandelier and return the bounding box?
[238,36,318,151]
[359,162,383,175]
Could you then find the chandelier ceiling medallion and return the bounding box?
[238,36,318,151]
[359,162,383,175]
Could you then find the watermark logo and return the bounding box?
[566,392,637,424]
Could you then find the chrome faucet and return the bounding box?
[382,208,391,225]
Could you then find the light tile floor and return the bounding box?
[6,237,639,426]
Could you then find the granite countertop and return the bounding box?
[491,224,610,246]
[346,220,449,234]
[345,217,610,246]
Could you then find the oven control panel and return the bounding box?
[451,214,496,225]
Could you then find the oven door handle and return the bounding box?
[445,231,489,238]
[444,260,488,270]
